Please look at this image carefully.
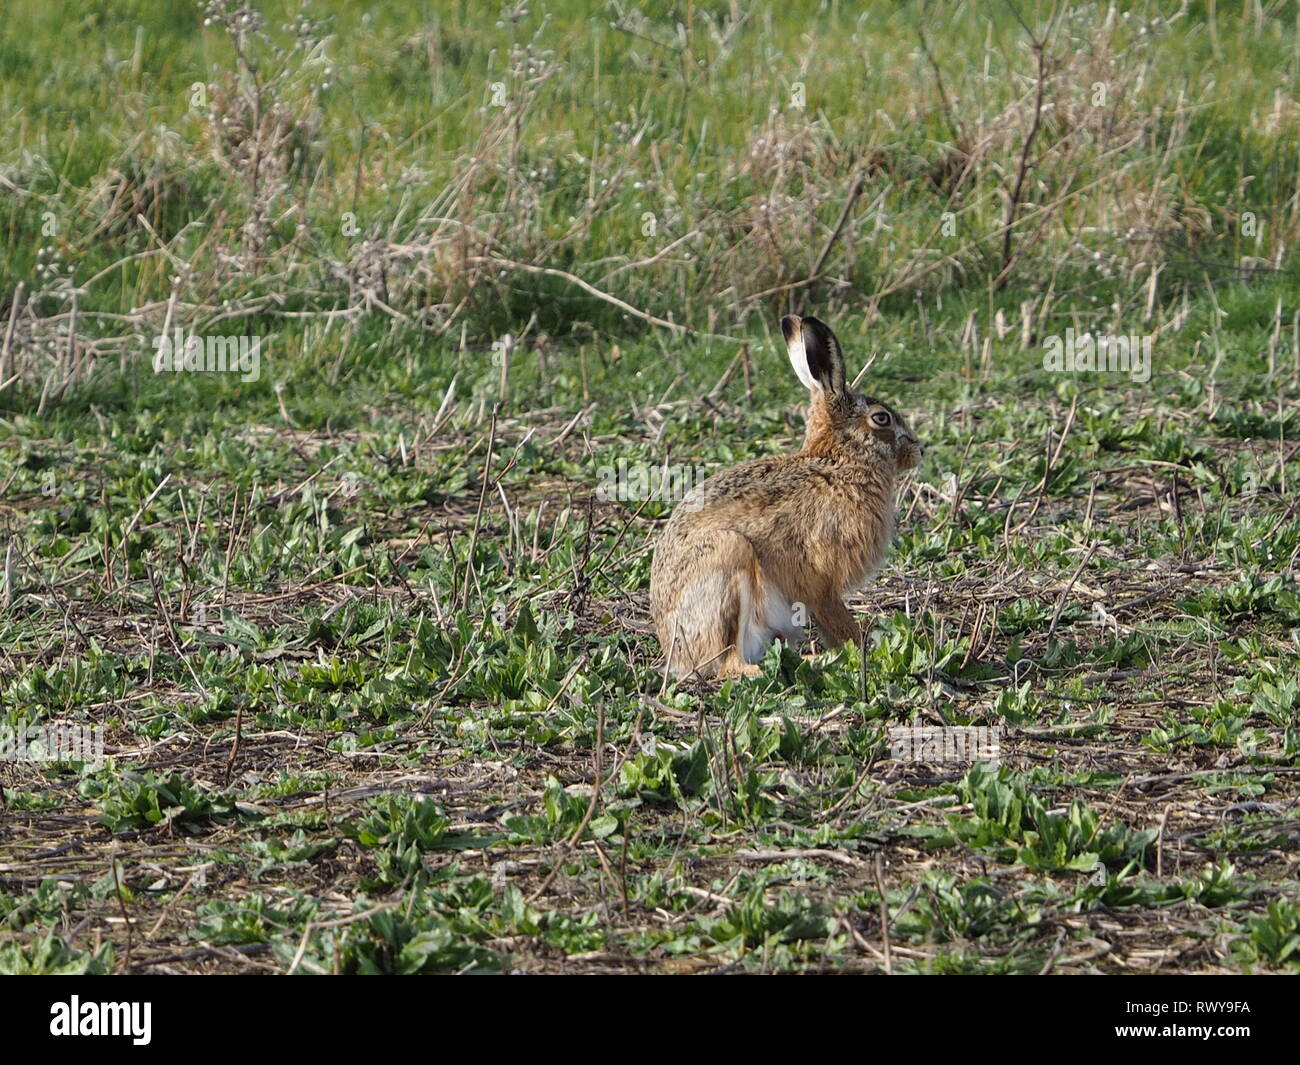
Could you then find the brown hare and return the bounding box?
[650,314,923,678]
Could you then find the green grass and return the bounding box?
[1,0,1299,974]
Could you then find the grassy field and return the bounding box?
[1,0,1299,974]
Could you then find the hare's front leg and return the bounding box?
[811,598,862,649]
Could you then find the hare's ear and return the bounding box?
[781,315,846,395]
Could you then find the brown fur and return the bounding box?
[650,315,923,678]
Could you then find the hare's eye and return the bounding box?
[870,411,892,427]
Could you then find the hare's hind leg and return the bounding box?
[715,650,763,678]
[657,532,769,678]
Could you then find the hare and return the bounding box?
[649,314,923,678]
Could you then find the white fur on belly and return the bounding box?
[739,582,803,664]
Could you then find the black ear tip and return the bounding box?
[780,315,800,341]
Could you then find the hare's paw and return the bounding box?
[716,652,763,678]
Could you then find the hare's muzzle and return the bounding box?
[898,437,924,471]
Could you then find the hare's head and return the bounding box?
[781,314,923,473]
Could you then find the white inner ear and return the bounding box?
[784,327,822,392]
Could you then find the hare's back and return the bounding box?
[679,454,826,516]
